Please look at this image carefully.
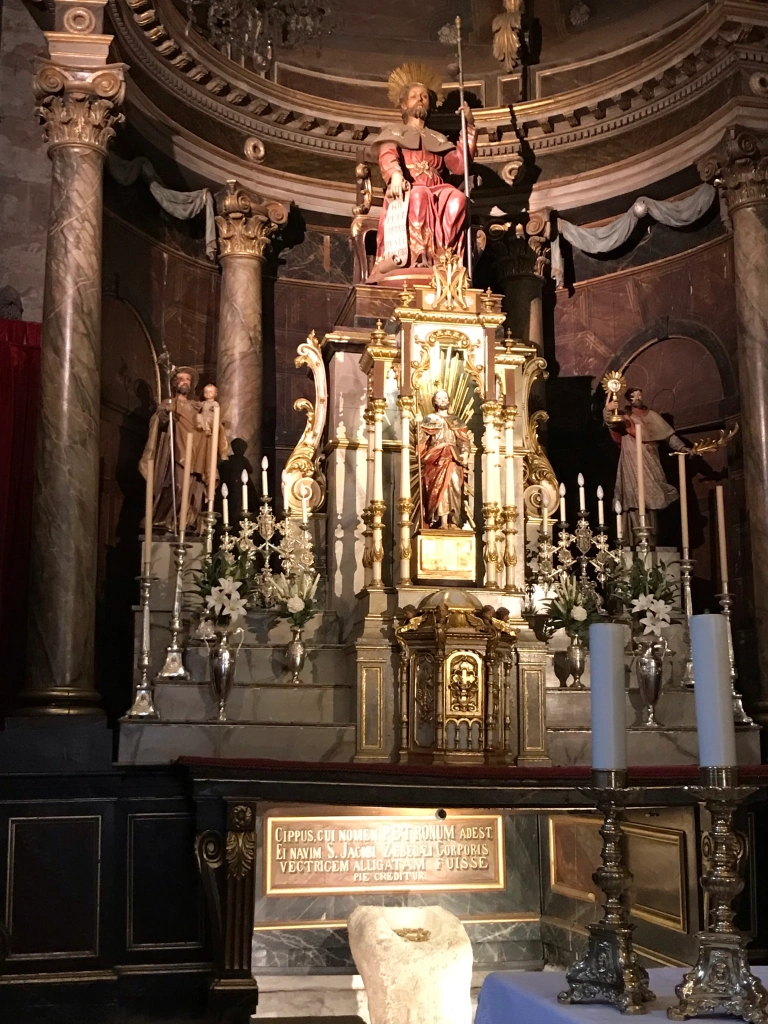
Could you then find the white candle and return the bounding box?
[301,492,309,525]
[144,457,154,573]
[589,623,628,771]
[597,485,604,526]
[615,499,623,541]
[635,419,646,518]
[541,489,549,536]
[221,483,230,528]
[559,482,566,522]
[716,484,728,591]
[577,473,586,513]
[241,469,249,513]
[677,452,689,554]
[261,455,269,497]
[179,431,193,541]
[207,402,220,508]
[690,614,737,767]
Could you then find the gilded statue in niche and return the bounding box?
[369,62,476,279]
[417,389,472,529]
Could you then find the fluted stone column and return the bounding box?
[19,2,125,714]
[214,182,287,475]
[701,127,768,725]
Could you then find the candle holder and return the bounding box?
[678,555,695,690]
[634,515,651,562]
[125,572,159,718]
[668,767,768,1022]
[535,529,559,589]
[158,539,190,679]
[201,506,218,557]
[717,591,753,726]
[556,521,576,576]
[502,504,519,593]
[559,769,655,1015]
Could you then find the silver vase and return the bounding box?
[287,625,306,684]
[566,634,587,689]
[207,628,244,722]
[633,635,667,727]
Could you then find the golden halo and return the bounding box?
[387,62,444,108]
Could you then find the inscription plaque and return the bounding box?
[265,811,505,895]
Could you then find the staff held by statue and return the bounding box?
[454,16,473,279]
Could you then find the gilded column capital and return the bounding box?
[370,398,388,419]
[33,63,126,153]
[397,396,416,414]
[215,179,288,259]
[699,126,768,213]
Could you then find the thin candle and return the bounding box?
[716,484,728,591]
[635,419,646,519]
[261,455,269,497]
[144,457,154,574]
[541,489,549,536]
[559,482,566,522]
[597,485,605,527]
[178,431,193,540]
[677,452,689,554]
[221,483,230,528]
[241,469,249,514]
[577,473,586,513]
[615,499,623,541]
[207,402,220,508]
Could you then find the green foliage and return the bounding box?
[544,575,603,644]
[609,556,678,609]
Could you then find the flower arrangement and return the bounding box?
[271,569,321,628]
[192,547,257,636]
[610,557,678,636]
[544,575,603,644]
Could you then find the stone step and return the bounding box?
[118,721,356,765]
[153,678,354,724]
[546,725,761,767]
[546,687,704,731]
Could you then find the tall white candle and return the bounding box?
[635,419,646,518]
[615,500,623,541]
[261,455,269,497]
[541,489,549,536]
[221,483,230,528]
[559,482,566,522]
[207,402,220,508]
[690,614,737,767]
[716,485,729,591]
[241,469,249,513]
[144,458,154,573]
[577,473,586,513]
[301,493,309,525]
[589,623,628,771]
[179,431,193,540]
[677,452,689,554]
[597,485,605,526]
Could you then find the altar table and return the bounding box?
[476,967,768,1024]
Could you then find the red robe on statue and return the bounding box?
[372,123,477,270]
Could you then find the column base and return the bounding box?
[0,716,112,772]
[14,686,102,716]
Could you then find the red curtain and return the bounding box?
[0,320,41,712]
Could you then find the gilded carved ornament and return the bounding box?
[214,179,288,258]
[282,330,328,516]
[517,354,558,515]
[33,63,126,152]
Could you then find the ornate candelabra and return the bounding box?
[158,539,191,679]
[125,571,159,719]
[201,506,218,558]
[678,554,696,689]
[717,591,753,726]
[634,514,651,562]
[535,527,559,589]
[559,770,655,1015]
[668,767,768,1022]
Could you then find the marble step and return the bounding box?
[153,678,354,724]
[118,721,356,765]
[546,724,761,767]
[547,686,704,731]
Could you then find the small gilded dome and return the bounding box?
[417,589,482,612]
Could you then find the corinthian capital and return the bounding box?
[33,63,126,152]
[699,126,768,212]
[215,180,288,259]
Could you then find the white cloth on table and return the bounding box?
[476,967,768,1024]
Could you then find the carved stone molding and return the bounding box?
[487,212,551,279]
[214,179,288,258]
[33,63,126,152]
[699,126,768,212]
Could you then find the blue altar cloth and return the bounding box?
[476,967,768,1024]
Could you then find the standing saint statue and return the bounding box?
[418,389,472,529]
[369,63,477,277]
[604,385,689,533]
[140,369,228,534]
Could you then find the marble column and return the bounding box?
[486,214,551,347]
[19,8,125,714]
[700,127,768,726]
[214,182,287,480]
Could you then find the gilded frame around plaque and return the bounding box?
[548,814,601,903]
[414,531,476,582]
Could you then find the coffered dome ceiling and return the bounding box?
[105,0,768,217]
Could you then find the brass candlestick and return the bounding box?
[678,554,695,689]
[668,767,768,1022]
[201,506,218,557]
[158,539,190,679]
[717,591,753,725]
[559,769,655,1015]
[634,515,651,562]
[125,572,159,719]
